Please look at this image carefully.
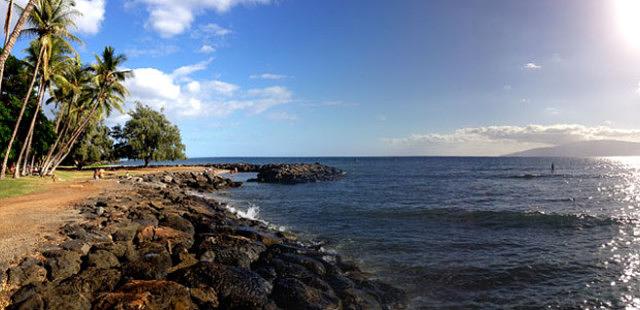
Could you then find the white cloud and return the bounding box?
[172,58,213,77]
[523,62,542,70]
[135,0,271,37]
[250,73,288,80]
[385,124,640,149]
[186,81,201,93]
[74,0,106,35]
[0,0,106,35]
[118,60,292,120]
[206,80,239,96]
[199,44,216,53]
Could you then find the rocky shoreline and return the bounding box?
[95,163,346,185]
[2,170,405,309]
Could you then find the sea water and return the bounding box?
[133,156,640,308]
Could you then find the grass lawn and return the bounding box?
[0,170,94,200]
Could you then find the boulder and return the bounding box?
[172,262,272,309]
[254,163,344,184]
[43,250,82,282]
[124,242,172,280]
[7,258,47,287]
[86,250,120,269]
[93,280,193,310]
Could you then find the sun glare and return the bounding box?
[614,0,640,48]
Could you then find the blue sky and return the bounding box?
[8,0,640,156]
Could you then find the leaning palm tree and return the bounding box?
[0,0,35,94]
[39,55,87,174]
[15,38,73,176]
[41,46,132,175]
[0,0,78,179]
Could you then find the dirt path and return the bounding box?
[0,179,118,266]
[0,166,226,267]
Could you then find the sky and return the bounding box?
[5,0,640,157]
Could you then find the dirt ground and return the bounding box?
[0,166,225,266]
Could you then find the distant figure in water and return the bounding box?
[551,163,555,173]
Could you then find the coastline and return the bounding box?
[1,169,405,309]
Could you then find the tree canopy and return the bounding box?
[117,103,186,167]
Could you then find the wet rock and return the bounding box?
[172,262,272,309]
[198,234,266,268]
[271,277,341,310]
[43,250,82,282]
[234,226,282,246]
[93,280,193,310]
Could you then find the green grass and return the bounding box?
[0,177,43,199]
[0,170,94,200]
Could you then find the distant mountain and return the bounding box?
[507,140,640,157]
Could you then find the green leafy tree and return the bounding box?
[118,102,186,167]
[0,54,53,173]
[66,121,113,169]
[0,0,79,178]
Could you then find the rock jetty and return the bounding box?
[3,170,404,309]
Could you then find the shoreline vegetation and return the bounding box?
[0,165,406,309]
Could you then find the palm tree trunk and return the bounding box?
[19,80,45,176]
[0,0,35,96]
[40,101,72,174]
[4,0,14,46]
[0,46,43,179]
[16,124,32,177]
[45,103,101,175]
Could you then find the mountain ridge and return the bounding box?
[506,140,640,157]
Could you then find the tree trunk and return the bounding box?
[0,0,35,96]
[144,158,150,167]
[12,129,27,178]
[0,46,43,179]
[20,130,31,175]
[19,79,45,176]
[4,0,14,47]
[40,102,72,174]
[43,103,100,175]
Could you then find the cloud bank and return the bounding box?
[384,124,640,156]
[116,60,292,121]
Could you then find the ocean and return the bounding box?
[134,156,640,308]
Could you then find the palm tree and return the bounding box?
[41,46,132,175]
[0,0,78,179]
[0,0,35,95]
[39,56,88,174]
[15,38,73,176]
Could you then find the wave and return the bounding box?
[366,208,624,229]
